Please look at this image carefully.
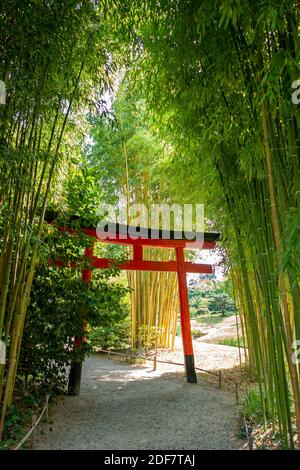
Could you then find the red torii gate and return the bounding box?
[53,222,220,393]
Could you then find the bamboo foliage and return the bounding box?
[131,0,300,447]
[130,248,179,351]
[90,84,180,351]
[123,146,179,351]
[0,0,126,438]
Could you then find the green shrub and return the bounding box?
[90,320,131,351]
[136,325,160,352]
[243,387,266,423]
[18,259,129,394]
[207,292,236,316]
[191,329,205,339]
[190,307,210,317]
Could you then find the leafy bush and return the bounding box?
[188,281,237,318]
[196,308,210,315]
[207,292,236,316]
[18,256,129,393]
[188,287,206,309]
[190,307,210,318]
[191,329,205,339]
[243,387,266,423]
[90,320,131,351]
[136,325,160,352]
[2,405,22,443]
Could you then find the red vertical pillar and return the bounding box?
[175,247,197,383]
[68,243,94,396]
[133,244,143,261]
[82,245,93,284]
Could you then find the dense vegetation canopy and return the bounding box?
[0,0,300,449]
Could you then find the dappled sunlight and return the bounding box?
[36,355,242,450]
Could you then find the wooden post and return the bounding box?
[67,361,82,396]
[175,247,197,383]
[68,244,93,396]
[31,415,36,449]
[235,384,239,404]
[45,395,49,420]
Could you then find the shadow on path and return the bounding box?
[36,355,243,450]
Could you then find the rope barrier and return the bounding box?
[13,352,251,450]
[97,349,239,402]
[14,394,49,450]
[97,347,248,446]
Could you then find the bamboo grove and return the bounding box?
[0,0,130,439]
[122,123,179,351]
[1,0,300,450]
[89,87,179,349]
[130,0,300,447]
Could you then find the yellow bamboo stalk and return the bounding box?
[262,102,300,446]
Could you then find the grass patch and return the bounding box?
[239,386,293,449]
[217,337,245,348]
[195,314,225,326]
[243,387,266,423]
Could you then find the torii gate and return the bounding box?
[52,222,220,394]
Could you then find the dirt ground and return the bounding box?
[35,315,247,450]
[191,314,243,344]
[157,335,244,373]
[36,354,244,450]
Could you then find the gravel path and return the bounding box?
[156,336,245,373]
[196,315,243,344]
[36,355,243,450]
